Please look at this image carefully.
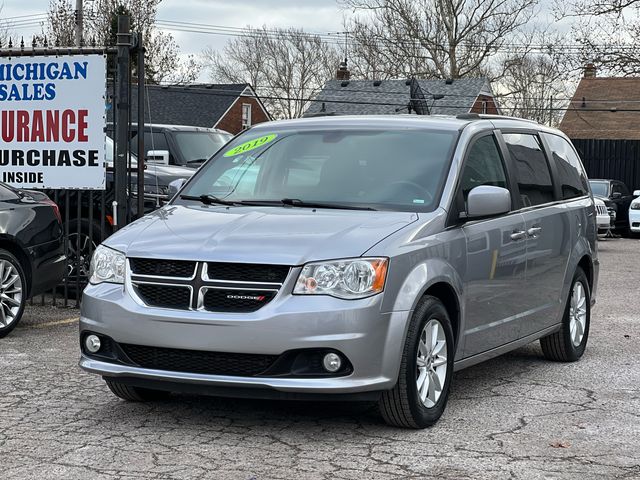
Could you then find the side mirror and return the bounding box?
[466,186,511,219]
[146,150,170,165]
[168,178,187,199]
[612,191,622,199]
[633,190,640,197]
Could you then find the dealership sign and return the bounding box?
[0,55,106,189]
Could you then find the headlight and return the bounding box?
[294,258,388,299]
[89,245,126,285]
[631,202,640,210]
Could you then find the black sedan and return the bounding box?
[0,182,65,337]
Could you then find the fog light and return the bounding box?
[85,334,101,353]
[322,353,342,373]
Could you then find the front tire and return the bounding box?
[540,267,590,362]
[379,296,455,428]
[104,379,171,402]
[0,250,27,339]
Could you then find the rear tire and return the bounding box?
[379,296,455,428]
[540,267,590,362]
[104,379,171,402]
[0,249,27,339]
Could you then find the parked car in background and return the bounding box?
[0,183,65,337]
[629,190,640,234]
[589,179,634,232]
[126,123,233,169]
[48,137,195,290]
[594,197,611,235]
[81,115,598,428]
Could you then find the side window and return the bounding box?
[459,135,508,202]
[613,182,629,196]
[543,133,589,200]
[503,133,554,207]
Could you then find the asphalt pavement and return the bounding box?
[1,238,639,479]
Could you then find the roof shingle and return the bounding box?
[560,78,640,140]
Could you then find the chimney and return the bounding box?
[584,63,597,78]
[336,58,351,81]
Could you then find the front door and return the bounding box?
[458,134,528,357]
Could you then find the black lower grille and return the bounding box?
[203,289,277,312]
[135,284,191,309]
[120,344,278,376]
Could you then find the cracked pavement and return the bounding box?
[1,238,639,479]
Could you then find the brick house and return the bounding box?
[305,71,499,117]
[130,84,271,134]
[559,64,640,190]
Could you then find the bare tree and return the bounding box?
[203,27,341,119]
[0,4,10,46]
[38,0,197,84]
[342,0,539,80]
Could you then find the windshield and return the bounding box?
[177,128,458,211]
[174,132,231,163]
[589,181,609,197]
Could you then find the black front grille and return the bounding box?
[203,289,277,312]
[135,284,191,309]
[120,343,278,376]
[207,262,289,283]
[130,258,196,278]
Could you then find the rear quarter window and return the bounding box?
[543,133,589,200]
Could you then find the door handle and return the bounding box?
[527,226,542,237]
[510,230,526,241]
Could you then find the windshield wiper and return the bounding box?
[279,198,376,211]
[186,158,208,164]
[179,194,237,206]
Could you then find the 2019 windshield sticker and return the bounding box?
[223,134,278,157]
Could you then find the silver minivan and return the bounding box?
[80,115,598,428]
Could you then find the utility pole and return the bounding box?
[74,0,83,47]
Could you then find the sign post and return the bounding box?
[0,54,107,189]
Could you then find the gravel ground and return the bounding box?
[1,238,639,479]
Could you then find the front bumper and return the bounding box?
[80,281,409,395]
[596,213,610,232]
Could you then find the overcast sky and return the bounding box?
[2,0,563,82]
[1,0,346,52]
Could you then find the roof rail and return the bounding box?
[455,113,539,124]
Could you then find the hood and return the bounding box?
[144,164,194,186]
[105,205,418,265]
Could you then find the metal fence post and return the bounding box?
[114,14,131,231]
[137,31,145,219]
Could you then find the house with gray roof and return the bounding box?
[123,83,271,134]
[304,77,499,117]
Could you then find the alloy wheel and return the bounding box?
[416,318,448,408]
[569,282,587,347]
[0,259,23,328]
[67,232,97,279]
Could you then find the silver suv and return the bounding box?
[81,115,598,428]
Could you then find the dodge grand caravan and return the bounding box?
[80,115,598,428]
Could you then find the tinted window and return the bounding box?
[543,134,589,200]
[612,182,629,196]
[460,135,507,201]
[503,133,554,207]
[181,128,458,212]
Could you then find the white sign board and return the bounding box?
[0,54,107,189]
